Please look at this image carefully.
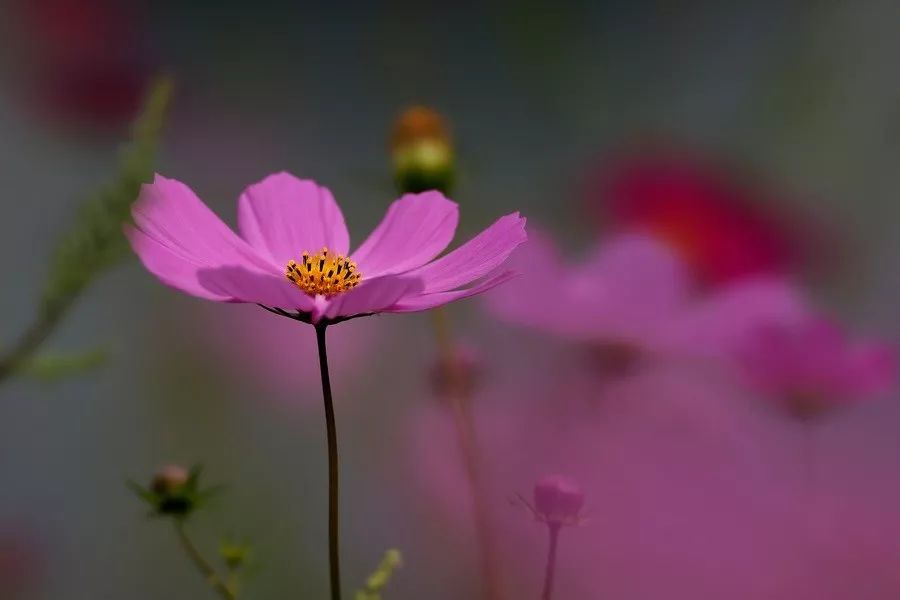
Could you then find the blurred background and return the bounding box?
[2,1,900,598]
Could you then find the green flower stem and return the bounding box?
[540,524,561,600]
[316,323,342,600]
[0,310,62,382]
[173,521,236,600]
[430,307,503,600]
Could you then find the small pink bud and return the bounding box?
[430,345,482,398]
[151,465,189,496]
[533,475,585,526]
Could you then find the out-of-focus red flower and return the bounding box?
[585,145,819,285]
[0,524,43,595]
[11,0,154,127]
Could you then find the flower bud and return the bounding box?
[130,464,218,519]
[430,344,482,398]
[533,475,585,526]
[151,465,190,495]
[390,106,455,195]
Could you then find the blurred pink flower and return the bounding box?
[485,228,814,367]
[485,229,690,348]
[127,172,526,323]
[736,318,895,418]
[583,145,821,285]
[406,359,900,598]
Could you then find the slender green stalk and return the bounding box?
[173,521,236,600]
[316,323,342,600]
[540,524,561,600]
[0,312,61,381]
[430,307,503,600]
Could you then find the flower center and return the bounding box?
[285,247,362,297]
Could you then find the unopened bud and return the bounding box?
[391,106,451,151]
[130,464,218,519]
[390,106,455,195]
[533,475,585,526]
[430,345,482,398]
[151,465,190,496]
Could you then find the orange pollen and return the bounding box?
[285,247,362,297]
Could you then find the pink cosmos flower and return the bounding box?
[126,172,527,322]
[735,317,895,418]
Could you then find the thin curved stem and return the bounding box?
[430,308,503,600]
[316,323,342,600]
[173,521,236,600]
[540,524,561,600]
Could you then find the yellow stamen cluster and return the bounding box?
[285,247,362,297]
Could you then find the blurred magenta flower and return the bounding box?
[584,146,815,284]
[406,358,900,598]
[736,318,895,418]
[486,228,812,366]
[126,172,526,322]
[485,228,690,348]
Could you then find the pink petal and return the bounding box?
[351,191,458,277]
[125,225,231,301]
[483,228,562,325]
[321,275,424,321]
[237,172,350,264]
[486,230,689,345]
[131,174,274,272]
[566,232,690,320]
[194,265,316,311]
[389,269,517,312]
[407,212,527,293]
[661,277,812,358]
[847,342,895,396]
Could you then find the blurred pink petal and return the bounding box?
[485,229,690,346]
[737,317,895,415]
[659,276,812,358]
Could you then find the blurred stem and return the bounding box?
[316,323,342,600]
[173,521,237,600]
[0,309,63,382]
[430,307,503,600]
[540,524,561,600]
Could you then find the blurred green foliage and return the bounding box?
[41,76,173,320]
[0,76,172,382]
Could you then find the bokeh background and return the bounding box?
[2,1,900,598]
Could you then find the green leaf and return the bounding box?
[126,480,158,506]
[40,76,174,320]
[20,348,108,381]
